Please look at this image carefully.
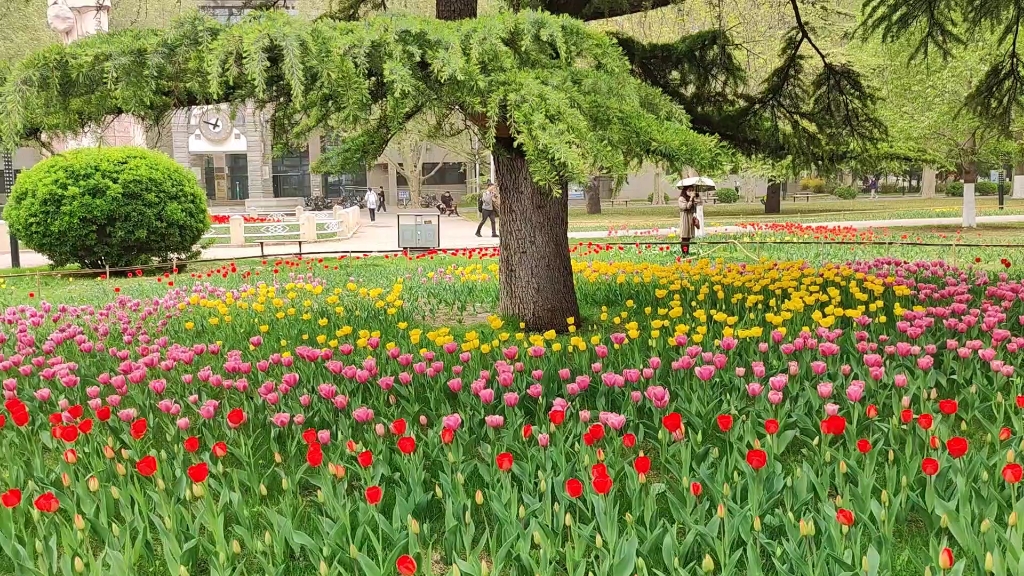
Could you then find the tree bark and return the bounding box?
[1013,161,1024,199]
[962,134,978,228]
[436,0,477,20]
[585,177,602,214]
[493,135,580,333]
[921,165,936,198]
[764,181,781,214]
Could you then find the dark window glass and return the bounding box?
[422,162,467,185]
[396,164,409,187]
[227,154,249,200]
[272,149,311,198]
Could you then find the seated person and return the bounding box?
[438,191,459,216]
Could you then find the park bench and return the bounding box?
[257,240,304,257]
[791,192,829,202]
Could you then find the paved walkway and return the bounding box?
[4,212,1024,269]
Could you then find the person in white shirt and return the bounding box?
[363,188,379,222]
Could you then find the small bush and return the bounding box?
[461,192,480,207]
[646,192,671,204]
[977,181,999,196]
[879,183,898,195]
[3,147,208,269]
[800,177,827,194]
[833,186,859,200]
[944,182,963,197]
[943,181,999,197]
[715,187,740,203]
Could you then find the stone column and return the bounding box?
[963,182,977,227]
[308,131,323,197]
[1013,161,1024,199]
[388,162,399,205]
[921,165,936,198]
[246,105,271,199]
[228,215,245,245]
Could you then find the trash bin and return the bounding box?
[397,213,440,250]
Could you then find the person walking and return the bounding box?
[677,184,703,256]
[376,187,387,213]
[869,176,879,200]
[475,182,499,237]
[363,187,379,222]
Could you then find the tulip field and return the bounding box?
[1,229,1024,576]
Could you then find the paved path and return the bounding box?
[4,212,1024,269]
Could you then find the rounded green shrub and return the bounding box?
[714,187,740,203]
[646,192,671,204]
[944,182,963,197]
[833,186,859,200]
[942,181,999,197]
[2,147,208,269]
[799,177,826,194]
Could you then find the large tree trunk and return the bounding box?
[585,177,602,214]
[764,181,781,214]
[1013,160,1024,199]
[493,135,580,332]
[436,0,477,20]
[962,134,978,228]
[921,165,936,198]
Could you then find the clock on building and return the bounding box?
[198,109,233,142]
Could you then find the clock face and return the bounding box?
[199,109,233,142]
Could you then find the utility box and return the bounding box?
[398,213,440,250]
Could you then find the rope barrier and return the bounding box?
[2,236,1023,280]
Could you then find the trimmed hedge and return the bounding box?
[833,186,859,200]
[943,181,999,197]
[715,187,740,203]
[2,147,208,269]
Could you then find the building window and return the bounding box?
[320,137,368,197]
[396,165,409,188]
[422,162,467,186]
[272,149,311,198]
[227,154,249,200]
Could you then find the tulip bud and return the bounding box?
[597,448,605,462]
[824,451,831,463]
[409,516,421,535]
[970,385,977,395]
[539,478,547,493]
[985,552,994,573]
[595,533,604,548]
[625,512,634,525]
[997,392,1004,403]
[901,475,908,489]
[565,512,573,527]
[157,478,165,492]
[722,483,730,497]
[753,516,761,532]
[317,489,324,503]
[888,450,894,464]
[881,490,889,506]
[274,452,283,464]
[464,510,471,525]
[940,514,949,528]
[319,560,329,576]
[812,437,820,447]
[839,461,847,475]
[62,473,72,487]
[1009,510,1018,527]
[447,451,455,464]
[794,467,802,479]
[518,505,526,520]
[475,490,484,505]
[192,483,204,498]
[164,516,172,530]
[264,531,272,547]
[456,472,465,485]
[452,565,461,576]
[259,483,268,496]
[110,486,121,500]
[835,495,843,507]
[178,566,189,576]
[74,514,85,531]
[533,531,542,546]
[34,539,43,554]
[1008,449,1016,463]
[111,523,120,537]
[938,548,953,570]
[232,540,242,555]
[862,556,869,574]
[880,509,887,522]
[349,543,358,558]
[87,476,99,492]
[74,557,85,573]
[120,448,130,460]
[103,445,115,459]
[480,559,490,576]
[554,502,560,515]
[702,554,715,573]
[982,470,989,482]
[116,462,127,476]
[717,503,726,518]
[787,511,795,523]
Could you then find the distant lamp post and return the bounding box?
[2,151,20,268]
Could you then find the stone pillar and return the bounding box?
[308,131,323,197]
[387,162,399,204]
[300,213,317,241]
[246,105,272,199]
[228,215,245,245]
[1014,162,1024,199]
[921,165,937,198]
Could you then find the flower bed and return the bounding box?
[209,214,283,225]
[0,252,1023,575]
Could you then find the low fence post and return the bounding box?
[229,215,245,245]
[294,206,304,220]
[300,213,318,242]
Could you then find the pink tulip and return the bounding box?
[894,374,908,388]
[271,413,291,427]
[442,414,462,430]
[747,382,763,397]
[317,430,331,445]
[447,378,463,393]
[537,433,550,447]
[735,367,746,377]
[558,368,571,380]
[810,361,827,376]
[648,357,662,370]
[352,406,374,423]
[824,403,840,416]
[916,356,934,370]
[694,365,715,381]
[767,390,784,405]
[595,345,608,358]
[631,390,643,403]
[846,384,864,403]
[479,389,495,404]
[578,410,591,423]
[375,423,386,436]
[34,388,51,402]
[484,415,505,428]
[817,382,833,399]
[527,384,543,398]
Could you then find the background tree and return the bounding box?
[0,10,722,331]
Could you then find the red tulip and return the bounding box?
[496,452,513,471]
[68,405,83,419]
[690,481,702,497]
[96,406,111,422]
[10,407,28,427]
[921,457,939,476]
[302,428,317,445]
[917,413,933,430]
[226,408,246,428]
[212,442,228,459]
[0,414,5,429]
[1017,395,1024,409]
[900,409,914,424]
[835,508,855,526]
[633,455,651,474]
[865,404,878,419]
[820,415,847,436]
[60,426,79,443]
[365,485,382,505]
[1003,463,1023,484]
[588,423,605,441]
[136,455,158,477]
[397,436,416,455]
[130,418,147,440]
[591,463,608,479]
[548,409,565,425]
[187,462,209,483]
[440,428,454,444]
[78,419,93,434]
[764,419,779,435]
[938,399,957,415]
[396,554,417,575]
[522,424,533,439]
[565,478,583,498]
[33,492,59,513]
[746,449,767,470]
[999,427,1012,442]
[357,450,373,468]
[945,436,968,459]
[716,414,734,432]
[856,439,872,454]
[63,449,77,464]
[662,412,682,433]
[390,418,407,435]
[938,548,954,570]
[307,443,323,467]
[582,432,596,446]
[1,488,21,508]
[592,474,613,495]
[622,433,636,448]
[183,436,200,453]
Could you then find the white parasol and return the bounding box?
[675,176,716,188]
